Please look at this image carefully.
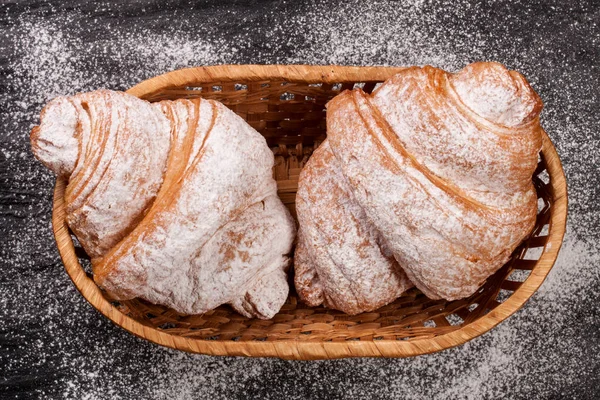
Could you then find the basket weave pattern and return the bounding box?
[52,65,567,359]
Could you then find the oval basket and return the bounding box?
[52,65,568,360]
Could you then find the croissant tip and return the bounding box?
[30,125,40,142]
[325,88,354,109]
[447,62,543,127]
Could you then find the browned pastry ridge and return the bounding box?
[294,62,543,314]
[31,90,296,319]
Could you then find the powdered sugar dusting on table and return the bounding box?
[2,0,599,398]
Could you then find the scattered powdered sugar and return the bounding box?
[2,0,599,398]
[137,233,599,399]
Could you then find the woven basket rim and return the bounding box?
[52,65,568,359]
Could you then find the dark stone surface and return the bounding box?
[1,1,598,399]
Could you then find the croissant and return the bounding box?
[295,62,543,312]
[31,90,296,319]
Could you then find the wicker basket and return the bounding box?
[52,65,568,359]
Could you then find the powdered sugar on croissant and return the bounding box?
[295,140,413,315]
[295,62,543,307]
[31,90,296,319]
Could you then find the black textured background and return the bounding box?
[1,1,599,399]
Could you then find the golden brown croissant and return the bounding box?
[31,90,296,319]
[294,140,413,315]
[295,62,543,311]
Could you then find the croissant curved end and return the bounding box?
[30,97,80,177]
[449,62,543,128]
